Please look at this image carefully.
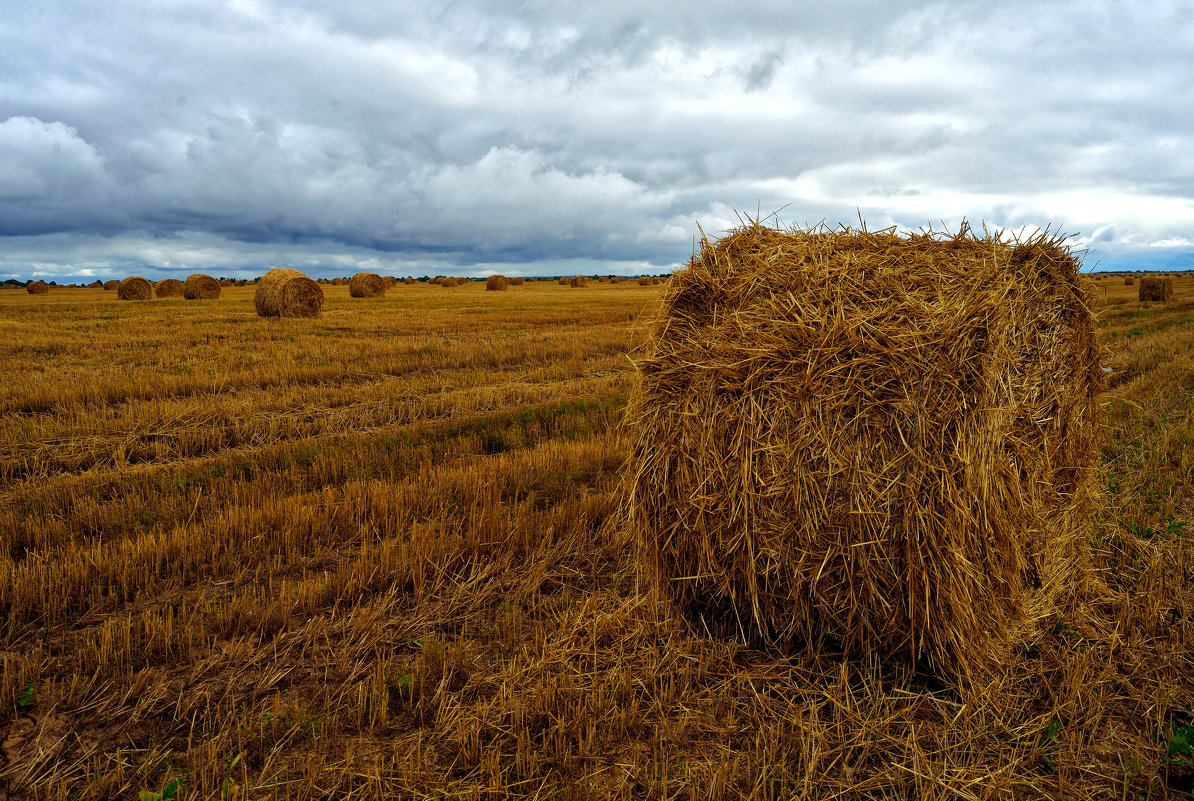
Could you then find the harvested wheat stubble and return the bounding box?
[26,280,49,295]
[254,268,323,318]
[1138,275,1173,302]
[183,274,221,300]
[623,221,1104,683]
[486,274,510,291]
[154,278,184,298]
[569,275,588,287]
[117,276,152,300]
[349,272,385,298]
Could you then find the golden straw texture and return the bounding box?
[117,276,152,300]
[623,221,1104,683]
[154,279,184,298]
[486,275,510,291]
[26,280,49,295]
[1138,276,1173,302]
[183,274,221,300]
[254,268,324,318]
[349,272,385,298]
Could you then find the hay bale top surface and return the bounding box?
[486,274,510,291]
[183,274,221,300]
[349,272,386,298]
[255,268,323,318]
[117,276,152,300]
[625,221,1103,683]
[155,278,184,298]
[26,280,49,295]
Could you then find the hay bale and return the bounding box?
[88,281,103,288]
[558,277,569,285]
[155,278,184,298]
[219,278,233,287]
[183,274,221,300]
[486,274,510,291]
[103,280,119,290]
[1138,276,1173,302]
[623,222,1103,682]
[235,279,247,287]
[637,276,652,286]
[349,272,386,298]
[382,276,398,289]
[610,277,620,284]
[570,275,589,287]
[404,277,416,285]
[331,277,344,286]
[117,276,152,300]
[26,280,49,295]
[255,268,323,318]
[509,276,525,286]
[1124,276,1134,285]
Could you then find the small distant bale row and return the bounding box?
[155,279,184,298]
[349,272,385,298]
[26,280,49,295]
[184,274,221,300]
[1138,276,1173,302]
[486,275,509,291]
[117,276,152,300]
[255,268,323,318]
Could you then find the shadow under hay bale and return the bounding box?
[255,268,323,318]
[486,275,509,291]
[1138,276,1173,302]
[117,276,152,300]
[183,274,221,300]
[26,280,49,295]
[623,221,1104,684]
[349,272,385,298]
[155,279,184,298]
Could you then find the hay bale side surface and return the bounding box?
[26,280,49,295]
[486,275,510,291]
[255,268,323,318]
[637,276,652,286]
[155,279,184,298]
[103,280,119,291]
[404,277,416,285]
[1125,276,1135,285]
[1138,276,1173,302]
[623,222,1104,683]
[349,272,385,298]
[117,276,152,300]
[569,275,588,287]
[509,276,525,286]
[183,274,221,300]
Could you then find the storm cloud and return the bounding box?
[2,0,1192,280]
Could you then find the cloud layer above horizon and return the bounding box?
[2,0,1193,280]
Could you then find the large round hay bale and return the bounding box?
[509,276,525,286]
[103,280,119,291]
[1138,276,1173,302]
[349,272,385,298]
[255,268,323,318]
[117,276,152,300]
[383,275,398,289]
[623,223,1103,683]
[26,280,49,295]
[486,274,510,291]
[637,276,652,286]
[183,274,221,300]
[155,278,184,298]
[569,275,588,287]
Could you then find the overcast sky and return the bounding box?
[2,0,1193,281]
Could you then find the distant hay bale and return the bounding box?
[26,280,49,295]
[103,280,119,291]
[509,276,525,286]
[88,281,103,288]
[117,276,152,300]
[486,274,510,291]
[349,272,386,298]
[183,274,221,300]
[610,277,620,284]
[558,277,569,285]
[331,278,344,286]
[437,277,458,287]
[1124,276,1134,285]
[255,268,323,318]
[624,222,1103,683]
[235,279,247,287]
[383,275,398,289]
[637,276,652,286]
[570,275,589,287]
[404,277,416,285]
[155,279,184,298]
[219,278,232,287]
[1138,276,1173,302]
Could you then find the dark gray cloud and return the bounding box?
[1,0,1192,281]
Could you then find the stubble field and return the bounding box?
[1,275,1192,799]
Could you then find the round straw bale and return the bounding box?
[117,276,152,300]
[219,278,232,287]
[331,277,344,286]
[383,275,398,289]
[103,280,119,290]
[623,222,1103,683]
[155,278,184,298]
[349,272,386,298]
[183,274,221,300]
[255,268,323,318]
[88,280,103,288]
[486,274,510,291]
[1124,276,1134,285]
[1138,276,1173,302]
[509,276,525,286]
[558,277,569,285]
[637,276,652,286]
[404,277,416,285]
[26,280,49,295]
[569,275,588,287]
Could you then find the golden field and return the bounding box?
[1,274,1192,799]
